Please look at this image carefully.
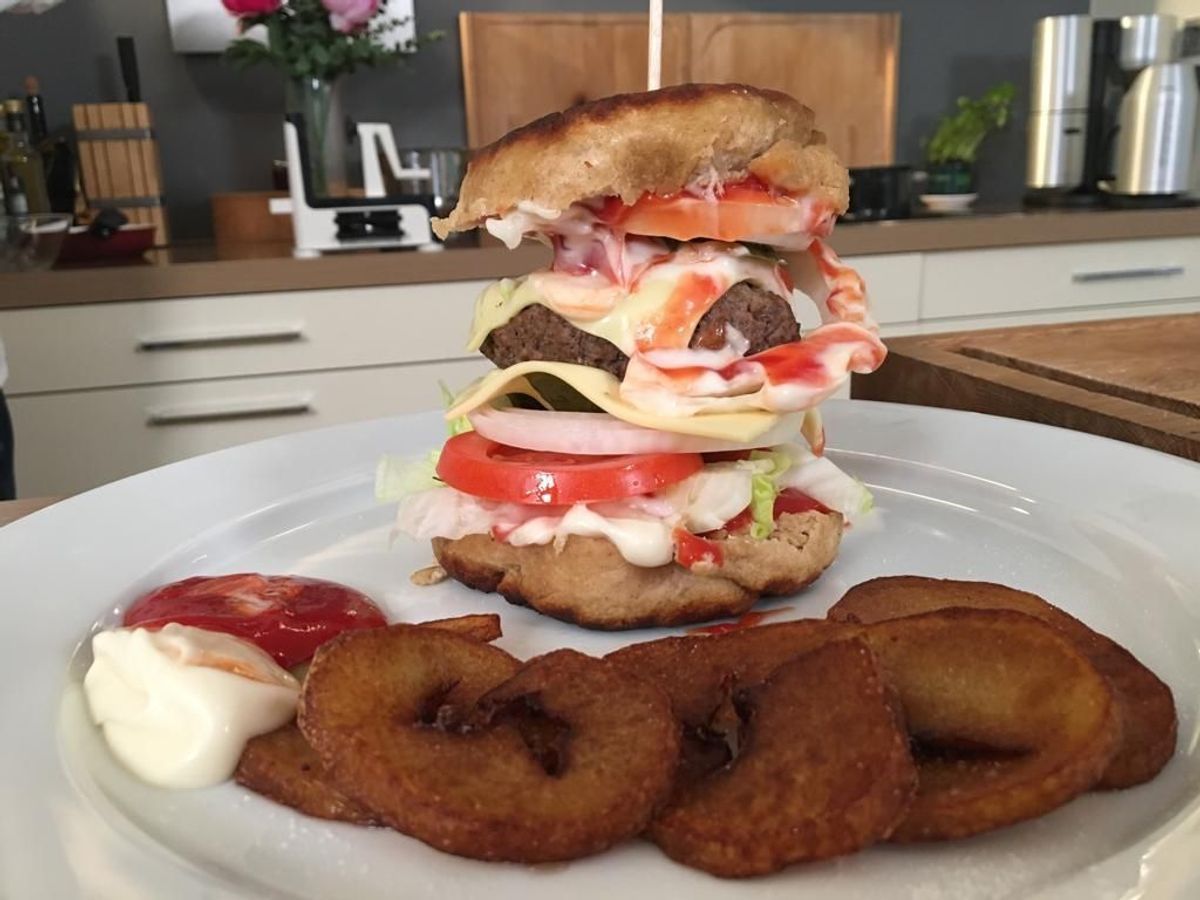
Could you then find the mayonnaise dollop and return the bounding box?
[83,623,300,789]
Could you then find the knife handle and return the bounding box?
[117,35,140,103]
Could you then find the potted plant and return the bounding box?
[220,0,436,196]
[923,82,1015,196]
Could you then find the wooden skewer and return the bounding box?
[647,0,663,91]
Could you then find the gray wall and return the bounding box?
[0,0,1087,240]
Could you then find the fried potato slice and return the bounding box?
[829,576,1177,788]
[235,615,505,823]
[418,612,503,643]
[648,639,917,877]
[607,619,852,787]
[234,723,381,825]
[300,626,679,862]
[606,618,849,725]
[858,608,1121,841]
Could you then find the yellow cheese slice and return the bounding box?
[447,361,787,442]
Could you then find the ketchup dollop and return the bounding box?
[123,574,387,668]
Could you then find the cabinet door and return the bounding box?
[1,280,491,395]
[793,253,922,332]
[9,359,490,496]
[921,238,1200,320]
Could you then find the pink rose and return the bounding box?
[322,0,379,34]
[221,0,281,15]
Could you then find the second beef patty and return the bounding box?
[480,281,799,379]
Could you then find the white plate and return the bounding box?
[3,401,1199,900]
[919,192,978,213]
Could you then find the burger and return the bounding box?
[382,84,886,630]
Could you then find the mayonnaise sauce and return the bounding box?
[83,623,299,789]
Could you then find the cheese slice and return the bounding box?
[446,361,787,442]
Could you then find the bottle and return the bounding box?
[23,76,48,146]
[1,98,49,214]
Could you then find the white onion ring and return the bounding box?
[468,406,805,456]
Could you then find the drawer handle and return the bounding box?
[146,393,314,426]
[1071,266,1184,283]
[137,323,305,351]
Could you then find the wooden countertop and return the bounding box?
[0,497,57,528]
[2,206,1199,311]
[852,313,1200,461]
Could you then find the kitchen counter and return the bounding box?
[2,205,1199,311]
[0,497,56,528]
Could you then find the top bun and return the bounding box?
[434,83,849,239]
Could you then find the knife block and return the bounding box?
[72,102,169,245]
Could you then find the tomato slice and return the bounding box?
[123,574,387,668]
[599,180,824,244]
[437,432,703,505]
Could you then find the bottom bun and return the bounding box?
[432,511,843,630]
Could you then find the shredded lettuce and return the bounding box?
[775,444,875,520]
[439,381,473,436]
[375,451,442,503]
[745,449,792,538]
[747,473,777,539]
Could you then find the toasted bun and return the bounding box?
[431,511,843,630]
[434,83,848,238]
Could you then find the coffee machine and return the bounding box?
[1025,13,1199,208]
[1110,15,1198,204]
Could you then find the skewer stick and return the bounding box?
[647,0,663,91]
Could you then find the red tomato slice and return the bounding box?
[123,574,387,668]
[600,181,819,243]
[437,432,704,505]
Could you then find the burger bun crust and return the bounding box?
[434,83,848,238]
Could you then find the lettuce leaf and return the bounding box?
[775,445,874,521]
[439,381,473,436]
[746,448,792,538]
[748,472,777,539]
[375,451,442,503]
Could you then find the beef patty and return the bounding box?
[480,281,799,379]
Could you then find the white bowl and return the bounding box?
[919,192,978,213]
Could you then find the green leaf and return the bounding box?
[375,451,443,502]
[924,81,1016,165]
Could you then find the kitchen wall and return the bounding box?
[0,0,1087,240]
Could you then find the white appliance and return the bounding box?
[275,117,434,259]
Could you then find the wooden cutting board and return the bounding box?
[459,12,899,167]
[852,315,1200,461]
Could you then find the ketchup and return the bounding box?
[637,271,723,351]
[673,528,724,569]
[123,574,387,668]
[689,606,794,635]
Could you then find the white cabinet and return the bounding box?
[3,281,490,395]
[8,360,490,496]
[920,237,1200,320]
[2,279,493,496]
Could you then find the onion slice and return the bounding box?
[468,406,805,456]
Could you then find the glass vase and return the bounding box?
[284,75,347,198]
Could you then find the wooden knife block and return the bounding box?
[72,102,169,245]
